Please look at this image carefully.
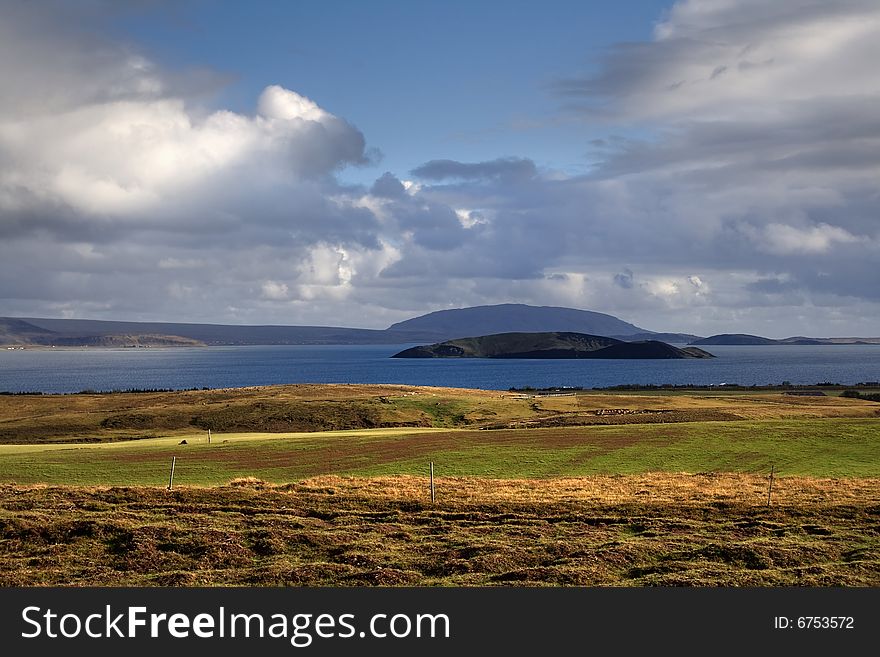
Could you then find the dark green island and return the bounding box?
[391,332,715,359]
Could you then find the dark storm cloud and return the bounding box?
[411,157,537,182]
[369,172,407,199]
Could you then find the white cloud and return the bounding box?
[257,85,329,122]
[454,209,488,228]
[687,275,706,292]
[1,1,879,337]
[750,223,862,255]
[297,245,353,287]
[644,279,680,298]
[0,88,365,223]
[260,280,290,301]
[597,0,880,122]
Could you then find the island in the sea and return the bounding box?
[391,332,715,359]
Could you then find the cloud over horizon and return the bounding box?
[1,1,878,337]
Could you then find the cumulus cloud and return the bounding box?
[0,3,386,326]
[1,1,879,337]
[745,223,862,256]
[0,85,367,231]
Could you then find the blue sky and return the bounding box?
[116,0,672,183]
[2,0,879,336]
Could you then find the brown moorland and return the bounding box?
[2,474,879,586]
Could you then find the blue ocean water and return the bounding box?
[1,344,879,393]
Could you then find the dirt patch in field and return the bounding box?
[489,409,744,429]
[108,427,682,475]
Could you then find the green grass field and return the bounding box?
[2,418,878,486]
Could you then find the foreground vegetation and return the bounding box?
[1,384,877,586]
[2,475,878,586]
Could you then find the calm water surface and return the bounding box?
[1,344,879,393]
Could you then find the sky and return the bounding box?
[0,0,878,338]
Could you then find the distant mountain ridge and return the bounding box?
[392,332,716,360]
[0,318,204,348]
[388,303,649,339]
[12,317,434,346]
[0,318,56,344]
[2,304,672,346]
[3,305,875,348]
[691,334,880,346]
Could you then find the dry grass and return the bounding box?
[302,473,880,506]
[2,383,877,443]
[2,475,879,587]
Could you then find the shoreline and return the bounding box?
[3,381,880,397]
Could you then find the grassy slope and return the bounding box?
[1,384,877,443]
[2,419,879,485]
[2,475,879,586]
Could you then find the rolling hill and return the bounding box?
[387,303,650,339]
[0,318,203,347]
[0,318,57,345]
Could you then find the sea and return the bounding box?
[1,344,879,394]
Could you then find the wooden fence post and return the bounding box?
[430,461,435,503]
[767,465,774,506]
[167,456,176,490]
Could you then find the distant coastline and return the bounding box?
[2,305,878,348]
[691,333,880,346]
